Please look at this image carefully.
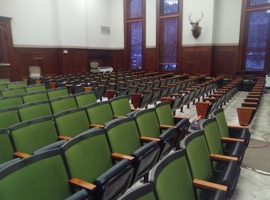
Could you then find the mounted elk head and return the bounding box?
[188,12,204,39]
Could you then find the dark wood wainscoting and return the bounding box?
[15,48,59,80]
[13,45,242,80]
[59,49,88,75]
[181,46,212,75]
[145,47,158,72]
[212,45,240,77]
[109,50,126,71]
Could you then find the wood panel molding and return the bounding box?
[59,48,88,75]
[181,46,212,75]
[16,48,59,79]
[212,45,239,77]
[0,16,14,79]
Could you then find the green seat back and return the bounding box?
[22,91,49,103]
[7,82,27,88]
[0,150,73,200]
[118,183,158,200]
[1,87,26,97]
[202,118,224,156]
[105,117,142,155]
[75,92,96,107]
[150,150,196,200]
[155,103,175,126]
[184,130,213,181]
[50,96,77,114]
[110,96,132,116]
[54,108,89,138]
[86,101,114,125]
[9,117,58,154]
[62,129,113,183]
[0,84,7,90]
[25,84,46,93]
[0,107,20,129]
[213,109,230,138]
[0,129,14,164]
[135,108,161,138]
[18,101,52,121]
[47,87,68,99]
[0,95,23,109]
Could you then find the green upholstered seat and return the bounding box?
[9,116,60,155]
[50,95,77,114]
[86,101,114,128]
[25,84,46,93]
[212,108,250,147]
[0,129,15,165]
[0,149,89,200]
[6,81,27,88]
[134,108,178,159]
[46,87,69,99]
[109,95,133,117]
[0,107,20,129]
[22,91,49,103]
[0,87,26,97]
[74,91,96,107]
[182,130,241,198]
[18,100,52,121]
[201,117,246,165]
[104,117,160,185]
[0,95,23,109]
[54,107,89,138]
[118,183,158,200]
[61,128,133,199]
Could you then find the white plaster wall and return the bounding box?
[0,0,243,48]
[84,0,111,49]
[109,0,124,49]
[182,0,215,46]
[0,0,60,47]
[146,0,156,48]
[213,0,242,45]
[57,0,87,48]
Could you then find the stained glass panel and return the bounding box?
[245,10,270,70]
[161,0,178,14]
[250,0,270,6]
[130,0,142,18]
[160,18,178,70]
[130,22,143,69]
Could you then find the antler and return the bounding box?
[188,13,194,23]
[197,11,204,23]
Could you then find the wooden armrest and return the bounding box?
[170,93,182,97]
[227,125,247,129]
[58,135,73,141]
[178,90,189,94]
[89,124,105,128]
[111,152,134,161]
[140,136,161,142]
[159,124,177,129]
[14,152,31,158]
[238,106,257,110]
[69,177,96,191]
[203,98,216,102]
[197,101,211,105]
[221,137,245,143]
[192,179,227,191]
[113,115,127,118]
[210,154,238,162]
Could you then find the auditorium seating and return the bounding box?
[104,117,160,185]
[0,71,248,199]
[212,108,250,147]
[181,130,241,198]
